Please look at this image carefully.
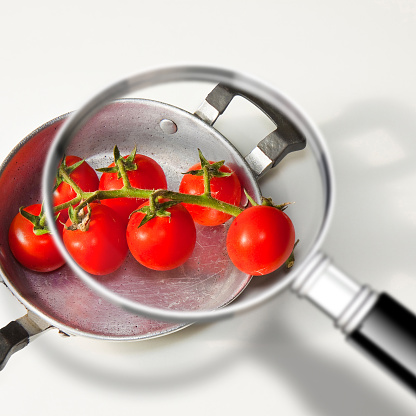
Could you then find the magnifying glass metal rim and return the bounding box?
[42,63,335,323]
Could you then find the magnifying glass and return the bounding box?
[42,64,416,393]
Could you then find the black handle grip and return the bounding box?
[0,321,30,370]
[348,293,416,393]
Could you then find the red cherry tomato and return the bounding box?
[8,204,65,272]
[63,203,128,276]
[179,162,241,226]
[53,156,99,222]
[126,202,196,271]
[99,154,168,226]
[226,205,295,276]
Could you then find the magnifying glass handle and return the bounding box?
[348,293,416,392]
[293,252,416,394]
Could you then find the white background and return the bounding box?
[1,1,416,414]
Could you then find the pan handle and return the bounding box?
[0,312,50,370]
[194,83,306,178]
[292,252,416,393]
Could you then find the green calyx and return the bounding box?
[54,155,86,191]
[132,199,181,228]
[262,197,292,212]
[285,239,300,269]
[96,145,137,179]
[184,149,232,197]
[243,189,292,211]
[184,149,231,179]
[66,203,91,231]
[20,204,59,236]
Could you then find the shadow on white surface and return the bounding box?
[25,294,415,416]
[244,316,414,416]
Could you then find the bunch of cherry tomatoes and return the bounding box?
[8,148,296,277]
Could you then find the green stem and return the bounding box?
[149,191,158,212]
[152,189,243,217]
[202,165,211,196]
[59,165,83,195]
[38,210,47,228]
[88,187,244,217]
[116,157,132,188]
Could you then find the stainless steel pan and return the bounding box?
[0,83,305,369]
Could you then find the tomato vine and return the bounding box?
[11,145,299,275]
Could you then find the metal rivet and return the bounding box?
[160,119,178,134]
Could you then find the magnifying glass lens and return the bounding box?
[42,66,334,323]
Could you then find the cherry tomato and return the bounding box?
[126,202,196,271]
[226,205,295,276]
[63,203,128,276]
[99,154,168,226]
[179,161,241,226]
[8,204,65,272]
[53,156,99,222]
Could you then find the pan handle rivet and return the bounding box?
[160,119,177,134]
